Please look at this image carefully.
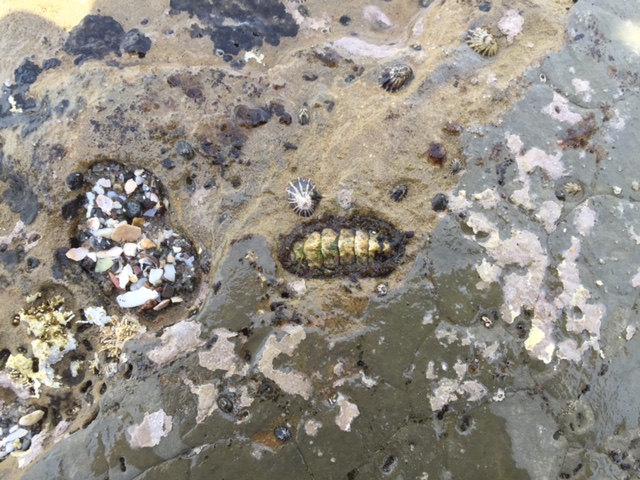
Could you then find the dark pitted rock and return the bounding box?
[14,59,42,85]
[61,195,84,221]
[431,193,448,212]
[175,140,195,160]
[120,29,152,58]
[42,58,62,71]
[235,105,272,128]
[270,102,292,125]
[171,0,298,58]
[63,15,125,64]
[2,173,39,224]
[123,200,142,219]
[161,158,176,170]
[66,172,84,191]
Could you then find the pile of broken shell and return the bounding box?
[65,162,199,312]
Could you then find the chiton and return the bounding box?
[278,216,410,278]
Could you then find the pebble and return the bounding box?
[175,140,195,160]
[19,410,44,426]
[123,200,142,219]
[139,238,156,250]
[112,224,142,243]
[153,299,171,311]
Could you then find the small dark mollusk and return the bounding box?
[287,177,320,217]
[466,27,498,57]
[379,63,413,92]
[390,184,408,202]
[274,425,292,442]
[278,215,410,278]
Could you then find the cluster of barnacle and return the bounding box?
[99,314,145,365]
[65,162,199,312]
[4,294,76,397]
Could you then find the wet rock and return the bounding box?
[120,29,152,58]
[175,140,195,160]
[42,58,62,71]
[66,172,84,191]
[14,59,42,85]
[1,173,39,224]
[235,105,272,128]
[63,15,125,64]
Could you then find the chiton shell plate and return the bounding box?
[278,216,409,278]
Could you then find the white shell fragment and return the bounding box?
[124,178,138,194]
[95,194,113,214]
[116,287,159,308]
[149,268,163,285]
[163,264,176,282]
[66,247,89,262]
[123,243,137,257]
[96,246,124,259]
[87,217,100,231]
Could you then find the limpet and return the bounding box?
[379,63,413,92]
[390,184,408,202]
[286,177,320,217]
[466,27,498,57]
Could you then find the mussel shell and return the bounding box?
[279,215,408,278]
